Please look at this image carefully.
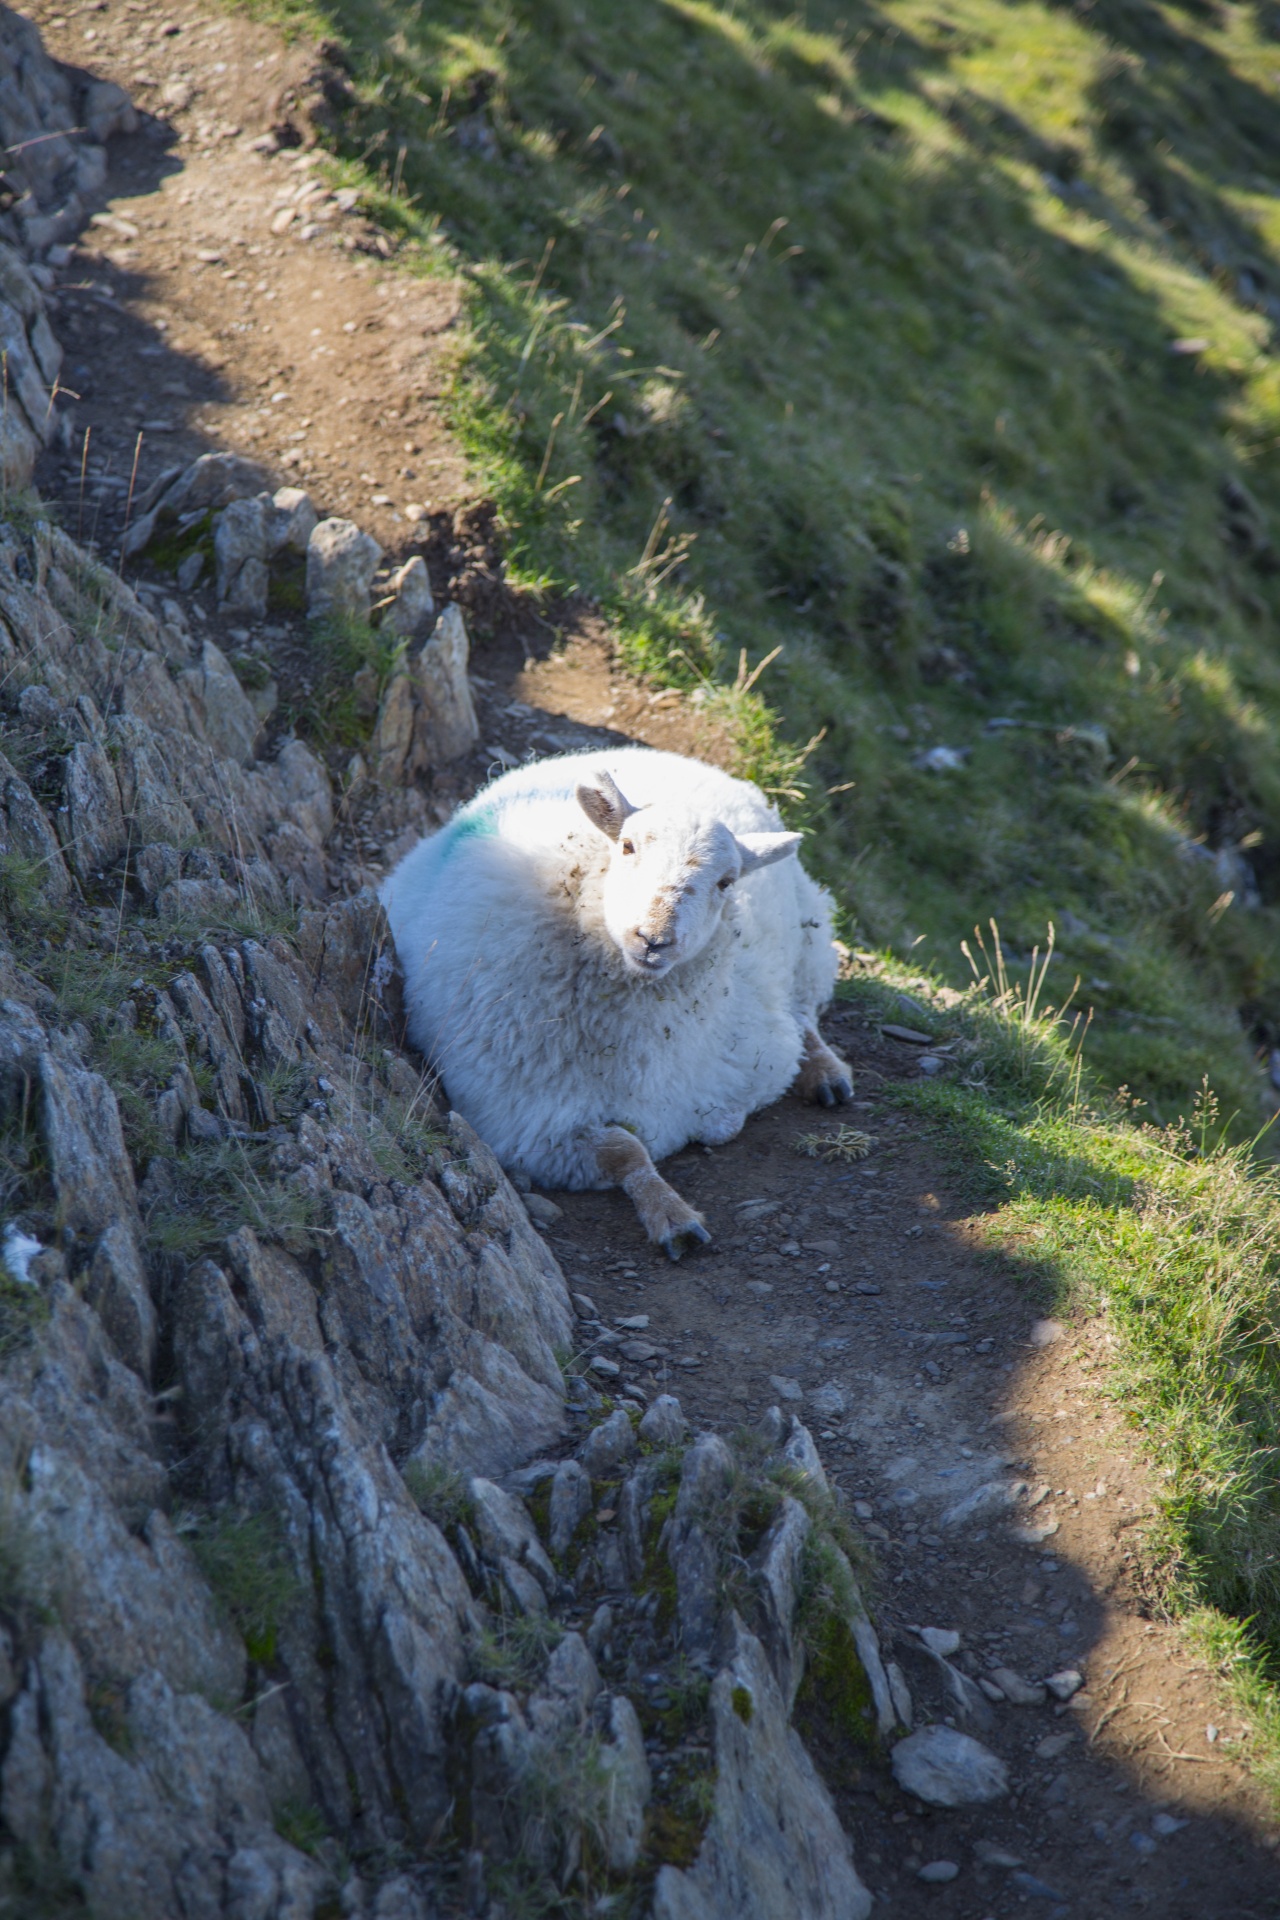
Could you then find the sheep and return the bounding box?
[380,746,851,1256]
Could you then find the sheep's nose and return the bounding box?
[640,932,673,954]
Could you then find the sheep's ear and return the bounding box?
[736,831,802,873]
[577,770,637,841]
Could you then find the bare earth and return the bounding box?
[23,0,1280,1911]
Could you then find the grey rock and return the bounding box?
[887,1660,913,1729]
[652,1620,871,1920]
[918,1860,960,1883]
[410,603,479,767]
[214,494,272,615]
[578,1407,637,1480]
[57,727,126,882]
[382,554,435,638]
[918,1627,961,1657]
[941,1477,1021,1528]
[526,1632,599,1736]
[751,1494,810,1703]
[891,1726,1009,1807]
[1044,1668,1084,1701]
[597,1692,651,1872]
[639,1393,688,1447]
[989,1665,1047,1707]
[523,1191,562,1226]
[370,670,414,785]
[547,1457,592,1557]
[177,641,261,767]
[306,517,382,622]
[469,1477,557,1595]
[268,486,317,554]
[768,1373,803,1403]
[809,1380,847,1419]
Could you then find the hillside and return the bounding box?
[252,0,1280,1129]
[4,0,1280,1914]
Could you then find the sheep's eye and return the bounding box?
[621,839,636,856]
[717,874,735,891]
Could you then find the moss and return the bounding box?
[794,1610,880,1776]
[147,509,213,575]
[730,1684,754,1726]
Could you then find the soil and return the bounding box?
[21,0,1280,1912]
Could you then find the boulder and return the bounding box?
[890,1724,1009,1807]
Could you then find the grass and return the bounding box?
[231,0,1280,1133]
[190,1507,302,1665]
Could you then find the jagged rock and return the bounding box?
[597,1691,651,1871]
[0,749,71,901]
[891,1724,1010,1806]
[268,486,317,554]
[176,640,262,768]
[56,725,126,883]
[668,1434,734,1668]
[548,1457,592,1558]
[639,1393,688,1447]
[653,1619,871,1920]
[578,1405,637,1480]
[751,1495,810,1703]
[214,494,271,616]
[370,669,414,785]
[306,517,382,621]
[526,1631,599,1735]
[123,452,271,558]
[469,1478,558,1597]
[383,555,435,639]
[410,602,479,768]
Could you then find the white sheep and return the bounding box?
[380,746,851,1256]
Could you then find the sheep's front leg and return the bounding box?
[793,1026,853,1107]
[590,1125,711,1261]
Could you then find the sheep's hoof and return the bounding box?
[816,1075,852,1108]
[662,1218,712,1261]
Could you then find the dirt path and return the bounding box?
[22,2,1280,1911]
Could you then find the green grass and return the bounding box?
[234,0,1280,1130]
[190,1507,302,1665]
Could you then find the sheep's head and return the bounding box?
[577,769,800,978]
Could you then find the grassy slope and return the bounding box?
[235,0,1280,1769]
[262,0,1280,1129]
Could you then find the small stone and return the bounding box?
[638,1395,686,1446]
[616,1315,650,1330]
[176,548,204,591]
[1029,1318,1065,1348]
[1012,1520,1060,1546]
[1044,1669,1083,1702]
[977,1678,1005,1703]
[1035,1733,1074,1760]
[1151,1813,1186,1837]
[768,1375,804,1403]
[572,1291,599,1319]
[548,1458,592,1558]
[523,1193,562,1226]
[973,1841,1022,1869]
[989,1667,1046,1708]
[853,1501,874,1520]
[745,1280,773,1296]
[588,1355,619,1380]
[855,1281,882,1295]
[404,502,428,522]
[918,1055,943,1075]
[918,1627,961,1658]
[1129,1832,1158,1858]
[1011,1872,1070,1901]
[891,1726,1008,1807]
[810,1382,848,1419]
[917,1861,959,1885]
[881,1023,933,1044]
